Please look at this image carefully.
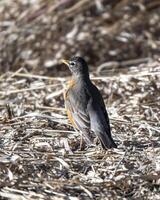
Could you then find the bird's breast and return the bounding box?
[64,79,76,100]
[64,79,90,109]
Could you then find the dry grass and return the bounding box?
[0,0,160,199]
[0,60,160,199]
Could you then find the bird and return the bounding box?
[62,56,117,149]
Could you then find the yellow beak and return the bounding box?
[61,59,70,66]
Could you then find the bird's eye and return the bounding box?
[70,62,75,66]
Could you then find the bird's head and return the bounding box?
[62,56,89,79]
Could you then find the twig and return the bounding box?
[0,84,61,95]
[14,72,66,81]
[111,149,128,178]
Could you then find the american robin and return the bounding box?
[62,56,117,149]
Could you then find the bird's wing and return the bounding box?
[66,100,89,129]
[87,99,116,149]
[65,94,92,144]
[65,87,91,137]
[89,83,111,135]
[86,84,117,149]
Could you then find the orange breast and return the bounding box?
[64,79,77,128]
[66,109,78,128]
[64,79,75,100]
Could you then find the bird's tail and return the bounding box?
[98,132,117,149]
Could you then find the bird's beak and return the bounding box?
[61,59,70,67]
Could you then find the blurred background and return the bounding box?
[0,0,160,76]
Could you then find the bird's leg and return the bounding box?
[73,128,85,150]
[82,129,94,148]
[80,131,91,150]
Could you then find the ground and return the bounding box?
[0,0,160,199]
[0,61,159,199]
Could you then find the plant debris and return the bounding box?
[0,0,160,199]
[0,60,160,199]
